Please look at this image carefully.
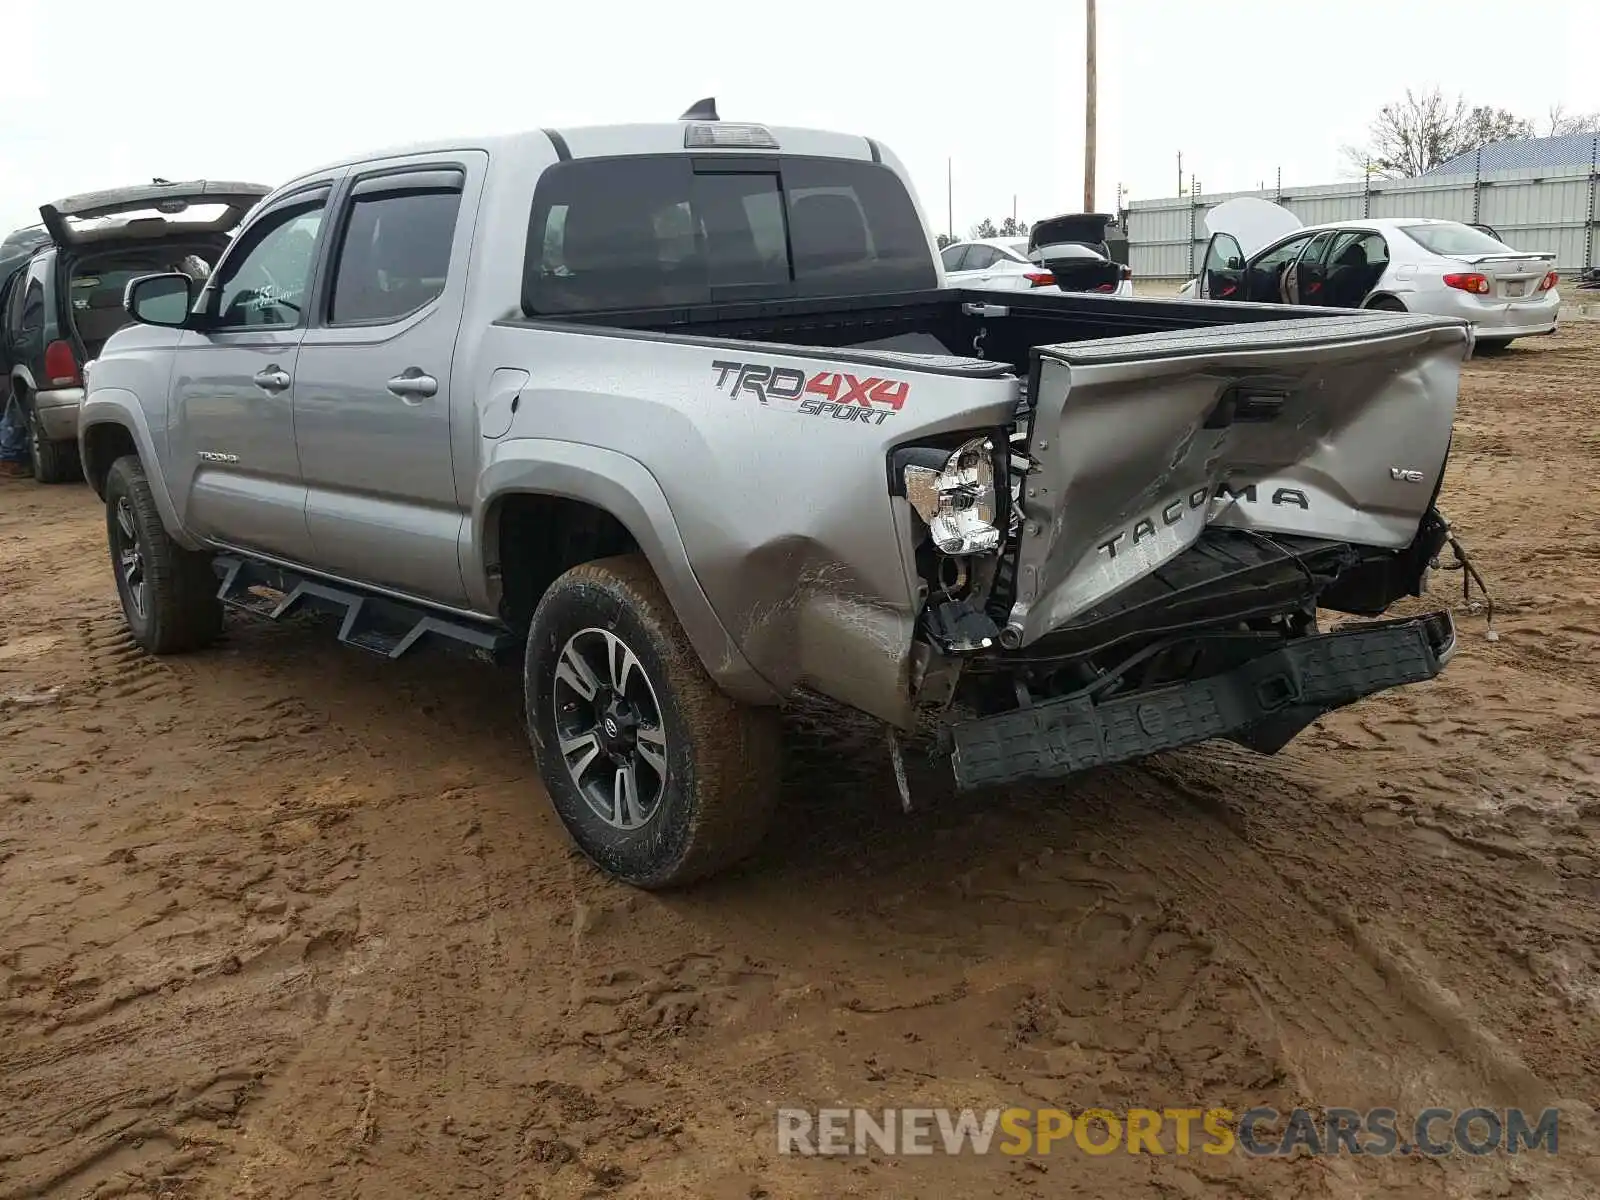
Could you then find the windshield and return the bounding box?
[1400,222,1516,257]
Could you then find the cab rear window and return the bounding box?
[523,154,936,315]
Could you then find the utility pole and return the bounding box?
[947,157,953,241]
[1177,151,1183,196]
[1083,0,1097,211]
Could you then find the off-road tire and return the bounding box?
[104,455,223,654]
[27,401,81,484]
[525,553,781,888]
[1474,337,1514,354]
[1366,296,1407,313]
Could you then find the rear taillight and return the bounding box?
[1538,271,1559,292]
[1443,272,1492,295]
[1024,271,1055,288]
[1119,264,1133,280]
[44,339,80,387]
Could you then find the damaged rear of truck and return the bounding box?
[610,301,1469,796]
[893,310,1466,792]
[486,119,1478,882]
[507,288,1470,809]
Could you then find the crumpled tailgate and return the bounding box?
[1005,311,1470,647]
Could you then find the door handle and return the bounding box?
[387,372,439,400]
[252,367,291,392]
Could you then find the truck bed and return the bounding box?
[541,286,1333,378]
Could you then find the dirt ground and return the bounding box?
[3,322,1600,1200]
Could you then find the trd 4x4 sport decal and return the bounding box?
[711,359,909,426]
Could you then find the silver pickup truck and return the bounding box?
[80,102,1470,887]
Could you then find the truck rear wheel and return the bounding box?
[524,554,780,888]
[104,455,223,654]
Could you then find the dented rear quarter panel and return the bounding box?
[471,321,1019,725]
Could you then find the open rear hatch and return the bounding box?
[1003,310,1471,647]
[1029,212,1124,293]
[39,180,270,248]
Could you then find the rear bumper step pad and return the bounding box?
[950,611,1455,790]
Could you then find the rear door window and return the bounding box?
[962,245,1001,271]
[328,173,464,324]
[524,154,937,314]
[16,257,51,340]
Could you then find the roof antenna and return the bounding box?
[679,97,719,122]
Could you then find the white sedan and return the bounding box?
[1176,197,1560,351]
[941,237,1061,291]
[941,215,1135,297]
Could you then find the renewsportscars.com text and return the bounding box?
[776,1106,1561,1158]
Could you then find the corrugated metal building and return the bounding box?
[1126,136,1600,280]
[1425,134,1600,176]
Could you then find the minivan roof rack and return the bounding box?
[679,97,719,121]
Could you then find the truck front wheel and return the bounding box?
[525,554,780,888]
[104,455,223,654]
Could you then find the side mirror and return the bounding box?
[124,272,193,328]
[1227,255,1244,270]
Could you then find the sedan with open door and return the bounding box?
[1176,198,1560,352]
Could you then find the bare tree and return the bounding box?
[1464,105,1535,146]
[1342,88,1533,178]
[1547,104,1600,136]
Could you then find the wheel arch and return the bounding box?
[1364,291,1408,311]
[473,440,780,706]
[76,388,201,549]
[9,366,38,399]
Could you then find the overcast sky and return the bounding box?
[3,0,1597,238]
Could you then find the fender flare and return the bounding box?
[9,368,39,422]
[77,388,201,550]
[473,438,781,707]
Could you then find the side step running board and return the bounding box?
[213,555,516,662]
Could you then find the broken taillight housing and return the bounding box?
[1538,271,1559,292]
[902,437,1003,555]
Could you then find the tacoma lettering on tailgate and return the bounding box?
[711,360,909,425]
[1098,480,1312,559]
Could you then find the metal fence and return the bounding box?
[1125,148,1600,281]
